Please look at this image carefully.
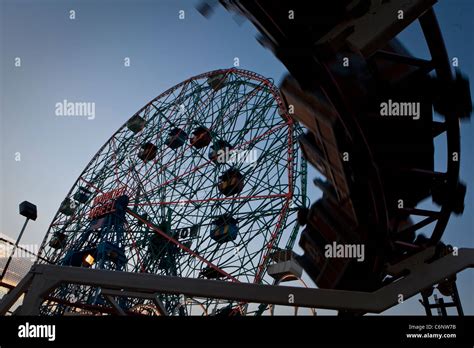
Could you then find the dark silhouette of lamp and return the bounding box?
[0,201,37,281]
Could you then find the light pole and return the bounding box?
[0,201,37,281]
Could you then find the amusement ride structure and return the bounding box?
[36,69,306,316]
[0,0,472,316]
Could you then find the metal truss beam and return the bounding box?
[1,248,473,316]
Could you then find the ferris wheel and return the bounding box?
[37,68,307,315]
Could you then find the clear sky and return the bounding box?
[0,0,472,315]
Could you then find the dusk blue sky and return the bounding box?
[0,0,472,315]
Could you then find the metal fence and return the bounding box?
[0,237,48,313]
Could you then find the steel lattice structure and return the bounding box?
[36,68,307,316]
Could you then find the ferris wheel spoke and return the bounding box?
[125,208,239,281]
[134,80,218,181]
[137,123,289,202]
